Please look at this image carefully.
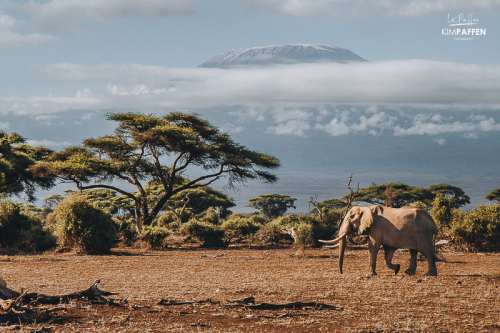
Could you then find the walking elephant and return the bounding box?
[320,205,438,276]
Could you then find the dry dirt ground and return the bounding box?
[1,245,499,332]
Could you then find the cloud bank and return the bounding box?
[2,60,500,139]
[242,0,500,18]
[21,60,500,111]
[19,0,198,29]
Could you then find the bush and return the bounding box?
[292,223,315,248]
[320,207,344,225]
[269,213,338,247]
[197,207,220,225]
[0,198,56,252]
[180,219,226,247]
[221,215,261,235]
[249,214,269,225]
[115,217,137,246]
[158,211,178,227]
[430,194,454,231]
[140,225,172,249]
[449,204,500,252]
[53,194,117,254]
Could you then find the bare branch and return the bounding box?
[79,184,137,201]
[308,194,325,223]
[341,173,359,223]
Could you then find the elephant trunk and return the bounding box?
[338,235,347,274]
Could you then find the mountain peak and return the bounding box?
[198,44,367,68]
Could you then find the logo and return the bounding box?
[442,14,486,41]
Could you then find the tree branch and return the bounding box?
[79,184,138,201]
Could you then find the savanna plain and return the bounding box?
[1,246,499,332]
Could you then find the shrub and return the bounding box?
[412,201,429,211]
[449,204,500,252]
[115,217,137,246]
[249,214,269,225]
[292,223,315,248]
[197,207,220,225]
[158,211,178,227]
[0,198,56,252]
[140,225,172,249]
[53,194,117,254]
[269,213,338,247]
[180,219,226,247]
[221,215,261,235]
[430,194,454,231]
[321,207,344,225]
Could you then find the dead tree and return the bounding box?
[308,194,325,223]
[340,173,359,224]
[166,192,192,227]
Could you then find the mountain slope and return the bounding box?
[198,44,367,68]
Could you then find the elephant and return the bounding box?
[320,205,438,276]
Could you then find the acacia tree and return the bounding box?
[247,194,296,217]
[343,182,470,209]
[342,182,431,208]
[485,188,500,202]
[0,131,54,201]
[32,112,280,231]
[141,178,235,216]
[427,183,470,209]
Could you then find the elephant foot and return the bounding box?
[424,271,437,277]
[404,269,416,276]
[394,264,400,275]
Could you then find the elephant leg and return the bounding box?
[404,249,418,275]
[367,240,380,275]
[422,247,438,276]
[383,245,400,275]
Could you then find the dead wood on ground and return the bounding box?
[0,279,121,325]
[246,301,343,311]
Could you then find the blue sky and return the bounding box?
[1,0,499,212]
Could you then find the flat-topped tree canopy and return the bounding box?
[0,130,55,201]
[32,112,280,230]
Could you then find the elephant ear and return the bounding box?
[357,207,374,234]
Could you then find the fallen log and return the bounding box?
[0,278,21,300]
[246,302,343,311]
[30,279,118,305]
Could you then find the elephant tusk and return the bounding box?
[318,232,346,244]
[325,243,340,249]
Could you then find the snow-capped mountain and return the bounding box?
[198,44,367,68]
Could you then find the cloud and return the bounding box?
[0,15,18,29]
[0,121,9,130]
[394,121,476,136]
[228,108,267,122]
[26,139,72,147]
[1,94,101,115]
[394,116,500,137]
[433,138,446,145]
[242,0,500,17]
[463,133,478,139]
[25,60,500,112]
[271,108,312,123]
[0,29,58,47]
[314,110,397,136]
[21,0,198,29]
[266,119,311,136]
[220,123,244,134]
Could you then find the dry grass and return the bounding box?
[1,246,499,332]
